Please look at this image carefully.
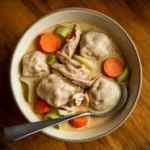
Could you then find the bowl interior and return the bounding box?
[11,8,142,142]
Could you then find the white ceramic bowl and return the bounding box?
[10,8,142,142]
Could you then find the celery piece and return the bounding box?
[45,109,65,129]
[73,54,95,71]
[20,76,36,102]
[117,66,130,82]
[44,109,61,120]
[47,54,57,65]
[55,25,70,38]
[57,122,65,130]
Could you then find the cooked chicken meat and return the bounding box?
[51,63,96,88]
[57,51,81,67]
[72,93,84,106]
[80,31,110,60]
[83,93,90,107]
[22,51,49,77]
[58,92,89,116]
[36,74,78,108]
[72,93,89,107]
[58,100,75,116]
[61,25,82,57]
[88,77,120,111]
[56,51,90,79]
[58,106,75,116]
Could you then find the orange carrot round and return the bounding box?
[34,99,51,114]
[103,58,123,78]
[69,111,89,128]
[39,33,60,54]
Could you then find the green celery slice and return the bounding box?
[55,25,70,38]
[73,54,95,71]
[56,122,65,130]
[44,109,60,120]
[117,66,130,82]
[47,54,57,65]
[44,109,65,129]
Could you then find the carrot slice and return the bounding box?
[103,58,123,77]
[66,33,74,40]
[69,111,89,128]
[34,99,51,114]
[39,33,60,54]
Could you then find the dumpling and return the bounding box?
[36,74,79,108]
[22,51,49,77]
[88,77,120,111]
[80,31,110,60]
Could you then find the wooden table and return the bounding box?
[0,0,150,149]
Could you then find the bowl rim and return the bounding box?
[10,7,142,142]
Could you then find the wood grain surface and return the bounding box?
[0,0,150,149]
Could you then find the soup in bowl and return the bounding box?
[10,8,142,141]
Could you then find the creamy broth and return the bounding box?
[21,21,125,131]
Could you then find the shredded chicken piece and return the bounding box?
[65,61,89,79]
[58,105,75,116]
[57,92,90,116]
[51,64,96,88]
[58,100,75,116]
[83,93,89,107]
[61,24,82,57]
[72,93,84,106]
[57,51,81,67]
[72,93,89,107]
[57,51,89,79]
